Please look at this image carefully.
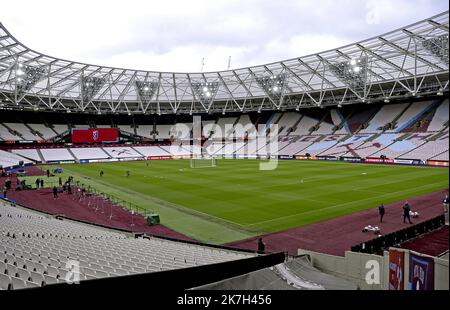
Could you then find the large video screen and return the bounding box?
[71,128,118,143]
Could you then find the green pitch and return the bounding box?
[38,160,448,244]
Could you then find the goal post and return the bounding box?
[190,156,217,168]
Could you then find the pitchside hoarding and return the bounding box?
[389,249,405,290]
[72,128,118,143]
[427,160,449,167]
[408,253,434,290]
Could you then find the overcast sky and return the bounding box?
[1,0,448,72]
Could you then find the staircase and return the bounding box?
[385,103,412,132]
[395,132,413,142]
[36,149,45,163]
[366,132,382,142]
[67,148,79,162]
[338,134,351,142]
[287,113,303,136]
[314,135,326,142]
[428,130,448,141]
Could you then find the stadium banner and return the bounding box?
[279,155,294,160]
[342,157,362,162]
[71,128,118,143]
[59,160,76,164]
[388,249,405,290]
[427,160,449,167]
[316,156,335,160]
[79,159,90,164]
[408,252,434,290]
[295,155,317,160]
[365,158,395,164]
[90,158,119,163]
[117,157,143,162]
[147,156,173,160]
[394,159,413,164]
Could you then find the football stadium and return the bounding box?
[0,2,449,297]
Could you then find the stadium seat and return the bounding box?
[16,268,31,281]
[30,271,45,286]
[11,276,27,290]
[43,274,58,285]
[6,264,17,277]
[0,274,11,290]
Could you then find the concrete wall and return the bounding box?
[298,248,449,290]
[298,249,387,290]
[434,256,449,290]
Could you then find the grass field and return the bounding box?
[34,159,448,244]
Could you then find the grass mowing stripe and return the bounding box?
[55,166,258,243]
[245,180,448,228]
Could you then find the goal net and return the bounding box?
[190,157,217,168]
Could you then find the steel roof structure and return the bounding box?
[0,11,448,115]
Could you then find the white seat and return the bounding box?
[49,258,61,268]
[25,281,40,288]
[114,268,129,276]
[16,268,31,281]
[121,265,132,271]
[0,261,6,274]
[45,266,58,278]
[30,271,45,286]
[95,270,108,278]
[132,267,145,273]
[32,263,46,273]
[43,274,58,285]
[83,267,96,276]
[6,264,17,277]
[0,274,11,290]
[11,277,27,290]
[5,254,15,265]
[89,262,101,270]
[14,257,27,270]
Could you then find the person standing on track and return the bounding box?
[443,195,449,213]
[257,238,266,254]
[2,185,7,198]
[52,186,58,199]
[403,201,413,224]
[378,203,385,223]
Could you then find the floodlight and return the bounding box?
[350,59,357,66]
[203,86,208,92]
[353,66,361,73]
[16,69,24,76]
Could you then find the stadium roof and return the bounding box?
[0,11,448,115]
